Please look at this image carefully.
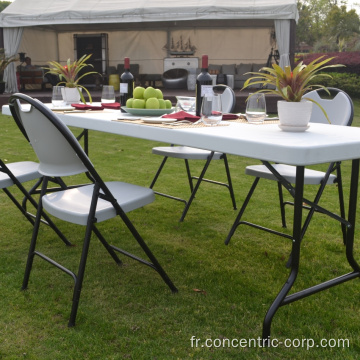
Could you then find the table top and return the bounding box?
[4,104,360,166]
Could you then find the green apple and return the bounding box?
[144,86,157,100]
[133,86,145,99]
[145,97,160,109]
[155,88,163,99]
[126,98,133,108]
[158,99,166,109]
[133,99,146,108]
[164,99,172,109]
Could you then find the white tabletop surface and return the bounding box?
[3,104,360,166]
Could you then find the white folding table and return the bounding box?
[3,103,360,341]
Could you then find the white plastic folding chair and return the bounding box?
[9,93,177,327]
[225,88,354,249]
[2,109,72,246]
[150,85,237,221]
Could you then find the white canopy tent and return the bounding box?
[0,0,298,93]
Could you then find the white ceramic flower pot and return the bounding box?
[61,87,82,104]
[277,100,313,132]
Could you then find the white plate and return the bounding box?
[142,117,178,124]
[122,107,175,116]
[278,124,310,132]
[48,105,75,111]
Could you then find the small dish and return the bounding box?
[278,124,310,132]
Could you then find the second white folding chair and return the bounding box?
[225,88,354,248]
[150,85,237,222]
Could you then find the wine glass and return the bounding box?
[246,93,266,124]
[201,94,222,126]
[51,86,64,107]
[101,85,115,103]
[175,96,196,113]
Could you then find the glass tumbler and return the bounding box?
[101,85,115,103]
[201,94,222,126]
[52,86,64,107]
[245,93,266,124]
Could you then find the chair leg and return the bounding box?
[277,181,287,228]
[335,164,347,245]
[179,152,215,222]
[92,226,122,265]
[115,207,178,294]
[225,177,260,245]
[150,156,168,189]
[3,181,72,247]
[223,154,237,210]
[184,159,194,193]
[22,179,49,290]
[69,183,102,327]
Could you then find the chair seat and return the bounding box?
[0,161,39,189]
[152,146,224,160]
[245,164,337,185]
[42,181,155,225]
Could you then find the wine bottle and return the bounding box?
[196,55,213,116]
[120,57,134,106]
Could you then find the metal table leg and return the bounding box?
[262,160,360,342]
[262,165,304,342]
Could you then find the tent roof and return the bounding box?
[0,0,299,28]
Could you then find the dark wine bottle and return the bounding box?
[196,55,213,116]
[120,57,134,106]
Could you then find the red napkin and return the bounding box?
[71,103,104,110]
[222,114,239,120]
[101,102,121,109]
[162,111,200,123]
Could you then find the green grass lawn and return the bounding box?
[1,101,360,359]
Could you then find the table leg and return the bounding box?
[262,160,360,342]
[346,159,360,272]
[262,166,304,343]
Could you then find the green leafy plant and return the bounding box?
[242,56,344,122]
[45,54,99,103]
[0,48,18,82]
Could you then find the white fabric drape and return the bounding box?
[274,20,290,70]
[3,27,24,93]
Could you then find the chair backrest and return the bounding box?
[9,94,90,178]
[213,85,236,113]
[302,88,353,126]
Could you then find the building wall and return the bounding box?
[18,26,272,75]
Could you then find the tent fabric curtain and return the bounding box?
[274,20,290,69]
[3,27,23,93]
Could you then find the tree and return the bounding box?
[323,6,360,43]
[0,1,11,13]
[296,0,360,51]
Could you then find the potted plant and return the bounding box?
[242,56,344,129]
[0,48,18,94]
[45,54,99,104]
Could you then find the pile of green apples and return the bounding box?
[126,86,172,109]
